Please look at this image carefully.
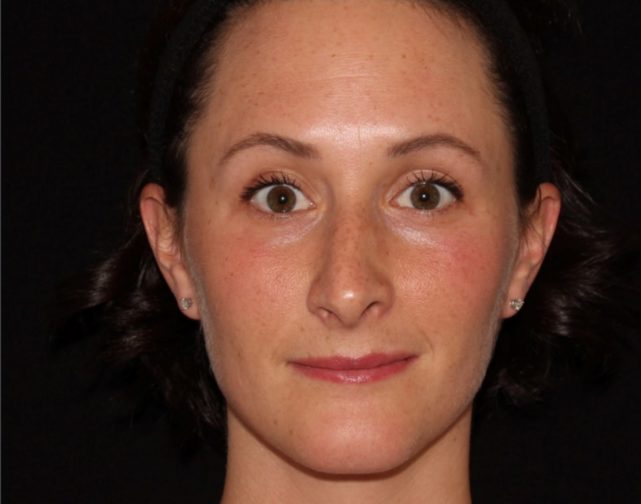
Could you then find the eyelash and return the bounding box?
[240,172,301,202]
[405,172,464,201]
[239,171,464,205]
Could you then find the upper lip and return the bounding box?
[291,353,416,370]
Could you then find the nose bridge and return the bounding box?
[329,201,371,269]
[307,201,393,328]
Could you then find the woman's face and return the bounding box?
[149,0,555,475]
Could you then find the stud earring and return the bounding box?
[179,297,193,310]
[509,298,525,312]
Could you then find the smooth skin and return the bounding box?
[140,0,561,502]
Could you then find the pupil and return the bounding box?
[267,185,296,213]
[411,183,440,210]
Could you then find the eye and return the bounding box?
[250,183,312,214]
[241,173,313,214]
[393,175,461,211]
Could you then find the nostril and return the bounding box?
[364,300,379,314]
[317,307,333,322]
[360,300,385,321]
[312,297,386,329]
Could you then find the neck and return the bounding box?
[220,409,473,504]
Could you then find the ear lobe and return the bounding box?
[502,183,561,318]
[139,183,200,320]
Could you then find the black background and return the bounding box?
[3,1,641,503]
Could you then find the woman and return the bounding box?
[70,0,637,502]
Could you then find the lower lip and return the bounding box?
[291,356,417,384]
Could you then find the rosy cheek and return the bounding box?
[201,230,301,321]
[401,226,512,312]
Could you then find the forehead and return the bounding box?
[193,0,510,169]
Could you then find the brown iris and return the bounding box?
[266,185,297,213]
[410,183,441,210]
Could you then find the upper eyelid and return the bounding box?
[406,171,453,184]
[241,172,303,200]
[403,172,464,198]
[241,169,463,201]
[259,172,300,187]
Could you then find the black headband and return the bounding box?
[147,0,551,183]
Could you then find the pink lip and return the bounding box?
[290,353,417,384]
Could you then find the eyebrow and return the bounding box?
[386,133,481,161]
[219,131,482,166]
[219,132,320,165]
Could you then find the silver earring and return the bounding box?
[179,297,193,310]
[509,298,525,312]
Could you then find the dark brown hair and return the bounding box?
[58,0,640,443]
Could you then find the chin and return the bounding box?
[281,416,424,477]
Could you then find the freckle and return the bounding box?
[288,429,294,436]
[331,53,336,58]
[402,53,407,59]
[273,418,278,426]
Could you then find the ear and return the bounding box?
[502,183,561,318]
[139,183,200,320]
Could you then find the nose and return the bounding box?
[307,207,394,329]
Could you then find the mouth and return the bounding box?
[289,353,417,384]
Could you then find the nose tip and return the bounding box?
[312,285,388,328]
[307,226,394,329]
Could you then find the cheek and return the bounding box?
[192,215,300,305]
[398,224,515,376]
[210,238,309,318]
[402,224,514,312]
[186,221,311,385]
